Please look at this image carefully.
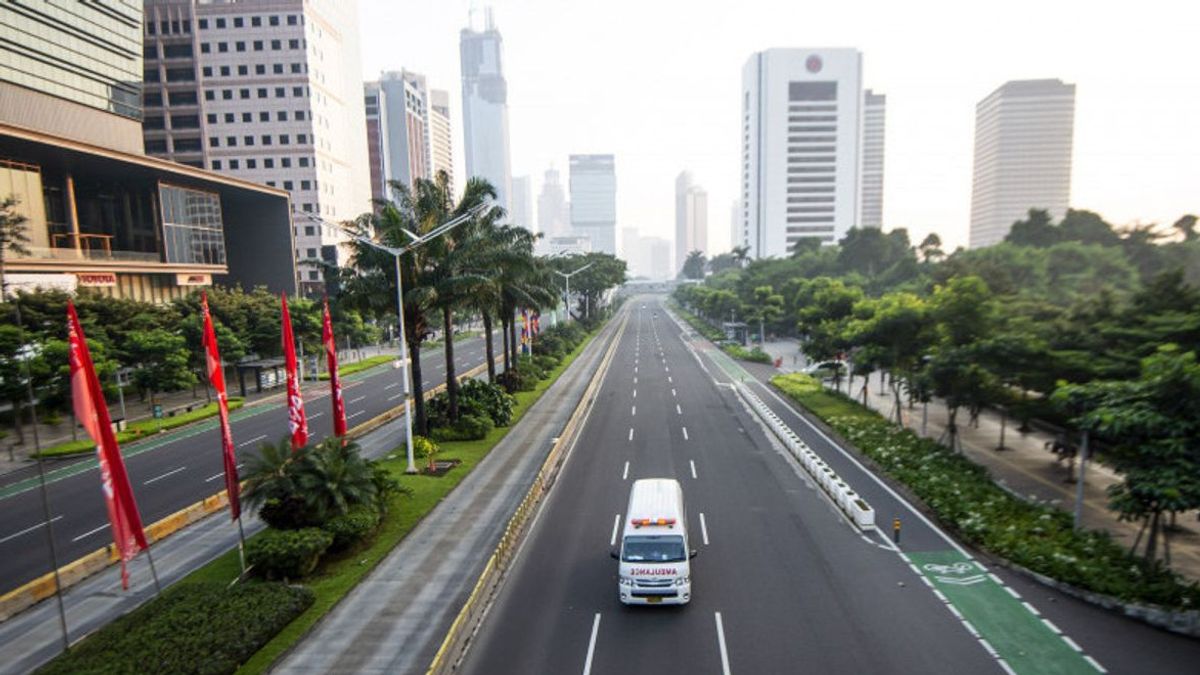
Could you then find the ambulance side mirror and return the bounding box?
[610,550,619,560]
[689,549,698,559]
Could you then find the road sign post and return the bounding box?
[893,517,901,544]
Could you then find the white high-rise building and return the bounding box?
[460,9,512,211]
[569,154,617,255]
[730,200,741,250]
[740,48,866,258]
[969,79,1075,248]
[364,70,437,204]
[143,0,371,296]
[511,175,533,230]
[674,171,708,274]
[859,89,886,228]
[429,88,455,196]
[537,167,568,239]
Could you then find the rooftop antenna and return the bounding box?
[485,6,495,31]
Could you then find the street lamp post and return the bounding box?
[296,204,485,474]
[553,262,593,323]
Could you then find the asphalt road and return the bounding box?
[458,298,1200,675]
[0,334,500,595]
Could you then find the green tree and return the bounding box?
[918,232,944,264]
[680,250,706,280]
[127,328,196,407]
[846,292,932,422]
[1172,214,1198,242]
[0,195,31,301]
[1005,208,1059,247]
[1053,346,1200,566]
[924,276,997,449]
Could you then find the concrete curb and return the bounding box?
[0,363,488,624]
[427,315,628,675]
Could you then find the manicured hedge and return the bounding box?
[773,373,1200,608]
[323,506,382,552]
[724,344,773,364]
[37,582,313,675]
[245,528,333,581]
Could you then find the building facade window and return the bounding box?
[160,185,227,266]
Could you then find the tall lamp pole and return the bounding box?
[297,204,485,474]
[553,262,593,323]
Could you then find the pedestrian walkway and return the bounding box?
[759,339,1200,583]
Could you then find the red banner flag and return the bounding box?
[67,301,148,589]
[322,297,347,438]
[201,293,241,520]
[281,294,309,450]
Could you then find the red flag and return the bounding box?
[322,297,347,438]
[201,293,240,520]
[67,301,148,589]
[281,294,308,450]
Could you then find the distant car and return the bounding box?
[804,360,846,377]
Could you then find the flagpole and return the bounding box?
[235,515,248,576]
[143,544,163,595]
[13,299,70,650]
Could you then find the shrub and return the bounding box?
[38,582,313,675]
[322,505,381,552]
[532,333,567,358]
[724,344,773,364]
[258,494,319,530]
[426,379,515,428]
[430,413,494,441]
[246,527,333,580]
[532,353,560,373]
[772,373,1200,609]
[497,367,536,393]
[244,437,382,527]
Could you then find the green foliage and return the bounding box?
[32,398,245,458]
[246,527,334,580]
[243,437,384,528]
[126,328,197,404]
[322,505,382,552]
[318,354,394,380]
[37,582,313,675]
[426,379,515,429]
[680,250,707,280]
[430,413,494,442]
[723,344,772,364]
[773,373,1200,608]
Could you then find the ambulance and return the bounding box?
[612,478,696,605]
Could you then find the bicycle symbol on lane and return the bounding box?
[923,561,987,586]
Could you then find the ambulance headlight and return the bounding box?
[619,576,633,586]
[674,576,689,586]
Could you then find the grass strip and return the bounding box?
[130,326,600,674]
[32,398,246,458]
[771,372,1200,609]
[317,354,394,380]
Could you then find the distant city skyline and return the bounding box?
[359,0,1198,253]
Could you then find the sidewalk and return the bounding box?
[0,344,401,476]
[759,339,1200,583]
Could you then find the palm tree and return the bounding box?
[296,438,377,521]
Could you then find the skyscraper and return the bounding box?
[741,48,871,258]
[674,171,709,274]
[859,89,886,228]
[460,8,512,211]
[365,75,453,203]
[428,88,455,197]
[730,200,741,251]
[511,175,533,230]
[569,154,617,255]
[537,167,568,239]
[969,79,1076,248]
[142,0,371,296]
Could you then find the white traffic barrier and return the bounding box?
[737,383,876,530]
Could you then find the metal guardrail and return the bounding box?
[426,312,629,675]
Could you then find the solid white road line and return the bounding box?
[700,513,710,545]
[71,523,109,542]
[682,427,689,440]
[1084,655,1107,673]
[0,516,63,544]
[610,514,621,546]
[714,612,732,675]
[622,461,629,480]
[144,466,186,485]
[690,460,697,479]
[238,433,268,448]
[582,613,601,675]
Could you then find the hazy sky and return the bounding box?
[359,0,1198,253]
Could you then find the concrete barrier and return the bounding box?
[736,383,876,530]
[0,363,490,624]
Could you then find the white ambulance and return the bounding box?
[612,478,696,605]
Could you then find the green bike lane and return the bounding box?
[668,307,1104,674]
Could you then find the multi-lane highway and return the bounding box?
[458,298,1200,675]
[0,334,499,594]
